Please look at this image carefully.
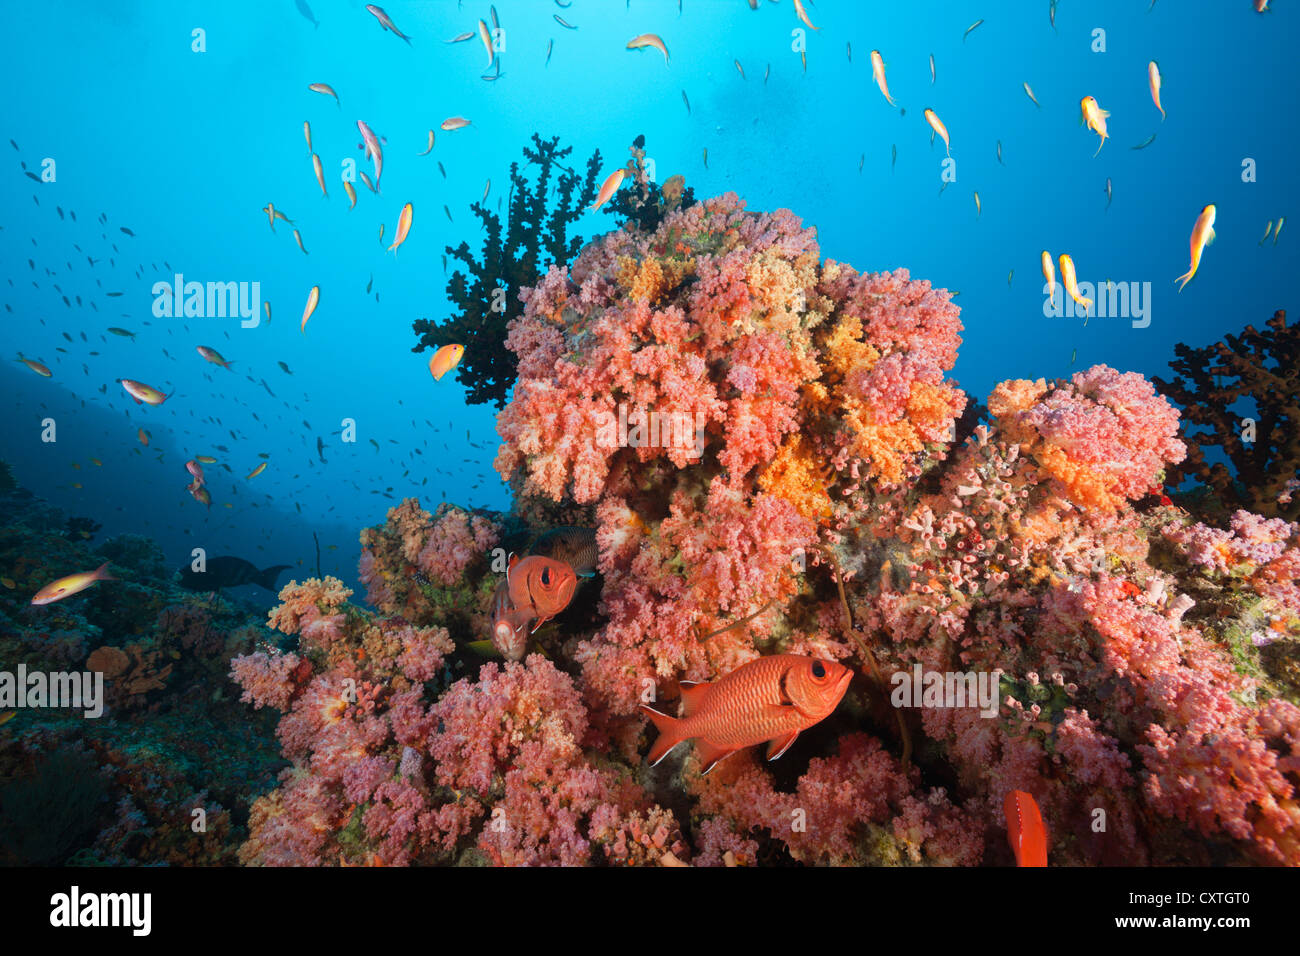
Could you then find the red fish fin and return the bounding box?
[530,614,549,635]
[1003,790,1049,867]
[678,681,709,717]
[639,705,684,766]
[695,739,736,775]
[94,562,116,582]
[766,731,800,761]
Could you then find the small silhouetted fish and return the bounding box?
[178,556,290,592]
[120,227,134,236]
[24,171,39,182]
[438,161,446,178]
[9,139,17,150]
[278,361,292,374]
[317,437,327,463]
[294,0,319,28]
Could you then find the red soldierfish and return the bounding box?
[505,554,577,632]
[365,4,411,44]
[1004,790,1048,866]
[357,120,383,189]
[640,654,853,773]
[489,579,533,661]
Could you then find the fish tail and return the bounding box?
[257,565,292,591]
[639,705,686,765]
[1174,268,1193,292]
[94,561,116,582]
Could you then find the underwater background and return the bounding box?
[1,0,1299,868]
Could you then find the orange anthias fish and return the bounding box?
[301,285,320,333]
[1041,250,1056,303]
[440,116,471,131]
[1148,60,1165,121]
[365,4,411,44]
[387,202,413,253]
[1175,203,1216,292]
[196,345,232,370]
[1080,95,1110,156]
[589,168,626,211]
[627,33,669,66]
[428,343,464,381]
[870,50,895,107]
[506,554,578,632]
[640,655,853,773]
[312,153,327,197]
[31,562,116,606]
[924,108,951,156]
[478,19,494,69]
[1004,790,1048,866]
[1059,253,1092,313]
[120,378,167,405]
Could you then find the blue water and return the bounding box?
[1,0,1295,597]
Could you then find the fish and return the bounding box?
[264,301,272,323]
[185,459,205,483]
[846,42,851,62]
[1275,216,1285,245]
[304,121,312,153]
[1004,790,1048,867]
[530,526,598,577]
[312,153,327,196]
[1041,251,1056,303]
[357,121,383,186]
[197,345,232,370]
[294,0,319,29]
[120,226,135,237]
[546,39,553,66]
[734,58,745,79]
[18,355,51,377]
[924,109,951,156]
[308,82,340,107]
[448,31,473,43]
[138,428,150,446]
[31,562,116,605]
[1080,96,1110,156]
[870,51,895,107]
[365,4,411,44]
[278,361,292,375]
[702,147,708,169]
[1105,177,1113,210]
[640,655,853,773]
[379,223,386,244]
[974,191,982,218]
[120,379,167,405]
[1008,268,1014,286]
[301,285,320,333]
[1259,221,1274,245]
[292,229,308,255]
[388,202,413,253]
[589,168,626,211]
[794,0,818,30]
[1050,0,1059,29]
[344,180,358,209]
[1059,253,1092,313]
[195,455,217,464]
[246,461,268,479]
[996,140,1004,165]
[1130,133,1157,150]
[443,205,452,222]
[440,116,470,131]
[554,14,577,29]
[506,554,578,633]
[1023,81,1040,108]
[627,33,669,66]
[177,556,289,592]
[963,19,984,42]
[1148,60,1165,121]
[360,170,376,193]
[489,579,533,661]
[1174,204,1216,292]
[429,343,465,381]
[478,19,494,69]
[418,130,435,155]
[891,144,897,170]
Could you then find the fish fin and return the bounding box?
[640,705,685,765]
[94,561,116,582]
[1174,269,1193,292]
[530,614,550,635]
[767,731,800,761]
[256,565,291,591]
[466,640,501,657]
[695,739,736,775]
[678,681,710,718]
[1205,226,1216,246]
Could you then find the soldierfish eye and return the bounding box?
[811,661,826,679]
[541,567,552,586]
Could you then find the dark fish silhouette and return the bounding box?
[294,0,319,29]
[177,556,290,592]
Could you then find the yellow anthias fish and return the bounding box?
[1059,253,1092,314]
[627,33,669,66]
[1148,61,1165,121]
[429,344,465,381]
[195,455,217,464]
[418,130,435,156]
[441,117,471,131]
[1023,81,1040,108]
[344,180,358,209]
[1080,96,1110,156]
[589,168,626,211]
[478,19,494,69]
[924,109,950,156]
[1041,250,1056,303]
[31,562,115,606]
[304,120,312,153]
[870,51,895,107]
[247,462,268,480]
[312,153,327,197]
[308,82,340,107]
[1175,204,1216,292]
[388,202,414,253]
[794,0,818,30]
[293,229,309,255]
[301,285,320,333]
[196,345,232,370]
[120,379,167,405]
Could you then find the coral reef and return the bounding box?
[1154,308,1300,522]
